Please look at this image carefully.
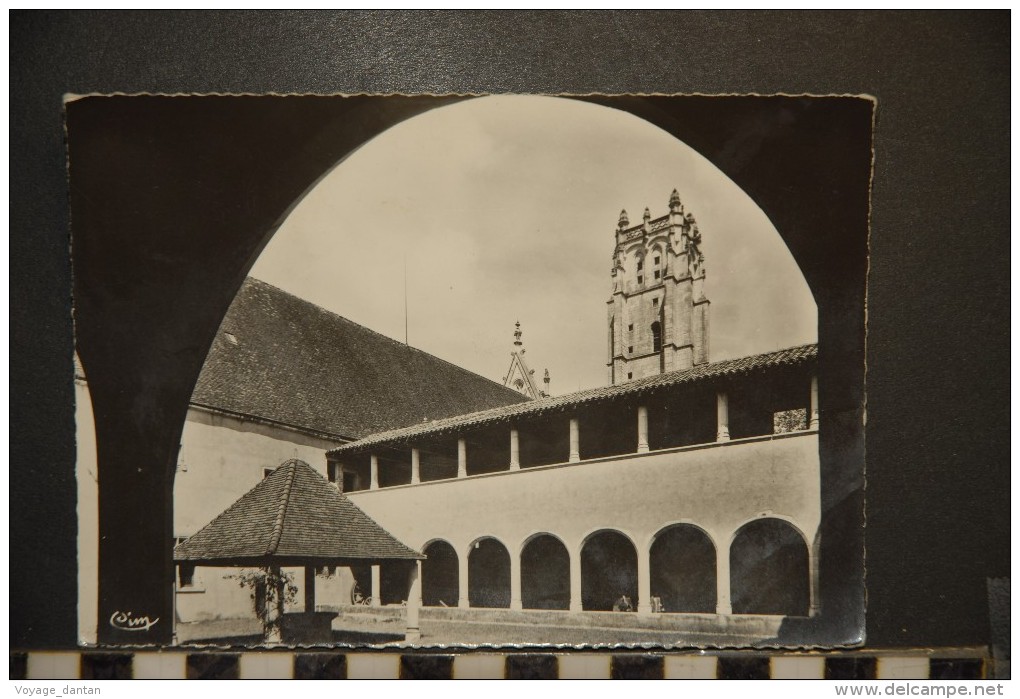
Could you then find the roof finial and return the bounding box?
[618,209,629,230]
[643,207,651,222]
[669,188,682,211]
[513,321,523,347]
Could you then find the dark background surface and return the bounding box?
[11,11,1009,650]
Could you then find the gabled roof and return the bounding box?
[328,343,817,456]
[191,278,529,440]
[174,459,422,566]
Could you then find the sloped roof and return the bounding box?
[329,343,817,456]
[191,278,528,440]
[174,459,422,566]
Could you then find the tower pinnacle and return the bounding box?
[669,188,682,211]
[513,321,523,347]
[618,209,629,230]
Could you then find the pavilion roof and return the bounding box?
[174,459,423,566]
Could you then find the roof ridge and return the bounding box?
[265,459,299,555]
[244,276,526,398]
[327,342,818,455]
[174,466,282,555]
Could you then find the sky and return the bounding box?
[250,95,816,394]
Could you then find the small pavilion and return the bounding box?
[174,458,424,644]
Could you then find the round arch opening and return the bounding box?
[730,518,810,616]
[421,540,459,608]
[521,534,570,610]
[468,537,511,609]
[581,530,637,612]
[650,523,717,613]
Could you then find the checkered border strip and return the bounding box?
[10,651,991,679]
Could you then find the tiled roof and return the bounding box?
[328,343,817,456]
[191,278,528,440]
[174,459,422,565]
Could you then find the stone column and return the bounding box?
[569,546,583,612]
[716,392,730,442]
[411,448,421,485]
[371,564,381,607]
[370,455,379,489]
[637,543,652,614]
[457,438,467,478]
[637,405,649,453]
[510,550,523,611]
[458,547,470,608]
[569,418,580,462]
[716,548,732,615]
[809,375,820,430]
[405,560,422,642]
[509,428,520,471]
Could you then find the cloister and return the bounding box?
[328,344,821,620]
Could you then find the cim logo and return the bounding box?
[109,610,159,632]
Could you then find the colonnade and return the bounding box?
[366,518,818,618]
[347,376,819,492]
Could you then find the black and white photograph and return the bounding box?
[13,11,1009,683]
[68,93,871,650]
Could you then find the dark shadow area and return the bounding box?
[521,534,570,610]
[578,402,638,460]
[731,518,809,616]
[518,416,570,468]
[418,438,459,482]
[464,425,511,476]
[422,540,459,607]
[468,538,511,608]
[380,560,415,605]
[650,524,716,613]
[581,530,637,611]
[377,450,412,489]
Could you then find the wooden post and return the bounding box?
[304,566,316,613]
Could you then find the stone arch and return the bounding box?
[421,539,459,608]
[468,536,511,608]
[520,533,570,610]
[649,523,716,613]
[730,517,810,616]
[581,529,638,611]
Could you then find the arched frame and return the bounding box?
[67,94,870,645]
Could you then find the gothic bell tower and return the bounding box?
[606,189,710,385]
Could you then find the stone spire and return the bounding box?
[618,209,629,230]
[643,207,651,222]
[513,320,523,347]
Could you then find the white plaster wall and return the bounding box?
[349,432,820,563]
[75,368,99,645]
[174,407,336,535]
[173,407,346,623]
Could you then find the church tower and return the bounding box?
[607,189,710,385]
